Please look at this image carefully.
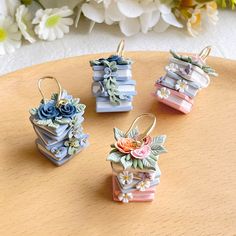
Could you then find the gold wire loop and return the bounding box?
[125,113,157,144]
[199,46,211,61]
[38,76,62,104]
[116,39,125,57]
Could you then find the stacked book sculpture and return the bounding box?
[29,76,88,166]
[90,40,136,112]
[107,114,167,203]
[155,46,218,113]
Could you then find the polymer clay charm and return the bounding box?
[90,40,136,112]
[29,76,88,166]
[107,113,167,203]
[155,46,218,114]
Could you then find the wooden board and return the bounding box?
[0,52,235,236]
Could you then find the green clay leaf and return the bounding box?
[137,159,144,169]
[133,159,138,169]
[107,151,123,163]
[29,108,37,115]
[127,127,139,139]
[113,127,125,140]
[55,117,71,124]
[121,156,132,169]
[152,135,167,145]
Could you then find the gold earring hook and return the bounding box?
[116,39,125,57]
[199,46,211,61]
[125,113,157,145]
[37,76,62,105]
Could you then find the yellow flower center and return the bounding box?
[46,15,61,28]
[0,28,7,42]
[124,176,129,180]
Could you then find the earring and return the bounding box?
[155,46,218,114]
[29,76,88,166]
[107,113,167,203]
[90,40,136,112]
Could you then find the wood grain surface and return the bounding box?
[0,52,235,236]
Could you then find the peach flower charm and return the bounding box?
[131,145,151,159]
[115,138,138,154]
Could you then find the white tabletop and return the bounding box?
[0,10,235,76]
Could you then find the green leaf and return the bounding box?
[121,156,132,169]
[152,135,167,145]
[55,117,71,125]
[110,144,115,148]
[29,108,37,116]
[137,159,144,169]
[133,159,138,169]
[107,151,122,163]
[113,127,125,140]
[151,145,167,154]
[36,119,51,126]
[127,127,139,139]
[149,153,159,161]
[126,154,131,161]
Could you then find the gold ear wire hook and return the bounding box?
[199,46,211,62]
[125,113,157,145]
[38,76,62,105]
[116,39,125,57]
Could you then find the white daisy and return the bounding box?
[118,171,133,185]
[156,87,170,99]
[175,80,188,93]
[118,192,133,203]
[16,5,36,43]
[32,6,73,41]
[0,16,21,55]
[136,180,151,191]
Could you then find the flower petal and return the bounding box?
[117,0,143,18]
[81,2,105,23]
[106,2,124,21]
[162,13,183,28]
[119,18,140,36]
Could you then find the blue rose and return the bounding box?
[59,103,77,118]
[37,101,59,120]
[107,55,121,62]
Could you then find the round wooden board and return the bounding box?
[0,52,235,236]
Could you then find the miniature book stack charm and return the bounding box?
[29,76,88,166]
[90,40,136,112]
[107,114,167,203]
[155,46,218,114]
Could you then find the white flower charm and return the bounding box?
[136,180,151,191]
[118,171,133,185]
[32,6,73,41]
[118,192,133,203]
[16,5,36,43]
[157,87,170,99]
[175,80,188,93]
[0,17,21,55]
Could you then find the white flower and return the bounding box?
[175,80,188,93]
[0,16,21,55]
[32,6,73,41]
[16,5,36,43]
[136,180,151,191]
[118,171,133,185]
[118,192,133,203]
[79,0,182,36]
[0,0,20,17]
[157,87,170,99]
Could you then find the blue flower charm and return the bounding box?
[107,55,121,62]
[51,146,67,160]
[37,101,59,120]
[59,103,77,118]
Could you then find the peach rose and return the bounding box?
[131,145,151,159]
[115,138,138,154]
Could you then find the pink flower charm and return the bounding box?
[143,136,152,145]
[131,145,151,159]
